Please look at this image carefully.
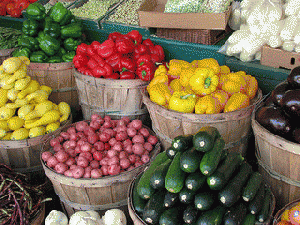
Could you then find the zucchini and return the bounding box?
[142,189,166,224]
[165,152,187,193]
[242,172,263,202]
[179,187,196,204]
[257,187,272,223]
[193,126,220,152]
[196,205,226,225]
[166,146,177,159]
[171,134,193,153]
[180,147,203,173]
[194,191,215,211]
[248,183,265,215]
[199,137,225,176]
[137,151,169,199]
[223,201,248,225]
[207,152,244,190]
[150,159,172,189]
[159,205,184,225]
[242,213,256,225]
[183,205,198,224]
[185,171,207,192]
[132,174,147,214]
[163,191,179,208]
[218,161,253,207]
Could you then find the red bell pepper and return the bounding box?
[108,32,123,42]
[150,53,160,65]
[153,45,165,62]
[142,38,155,48]
[73,54,89,69]
[115,36,135,54]
[76,43,89,56]
[120,56,136,72]
[9,7,22,17]
[126,30,142,46]
[0,2,7,16]
[137,54,152,66]
[90,41,101,50]
[106,52,122,72]
[88,55,113,78]
[133,43,149,61]
[107,72,120,79]
[77,66,92,76]
[136,62,155,81]
[87,45,97,57]
[15,0,30,11]
[120,71,135,79]
[96,39,116,59]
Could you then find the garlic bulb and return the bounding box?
[45,210,68,225]
[69,210,103,225]
[102,209,127,225]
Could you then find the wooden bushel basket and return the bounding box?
[74,70,150,123]
[41,121,161,218]
[142,89,263,155]
[27,62,79,109]
[272,198,300,224]
[0,48,16,65]
[252,97,300,208]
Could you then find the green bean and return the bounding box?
[0,27,22,50]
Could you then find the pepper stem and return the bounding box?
[180,94,195,99]
[204,77,211,89]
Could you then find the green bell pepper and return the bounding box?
[62,51,75,62]
[26,2,46,21]
[63,38,81,51]
[47,56,62,63]
[18,36,39,51]
[57,48,67,58]
[37,31,61,56]
[22,19,39,37]
[12,48,31,58]
[43,17,61,39]
[60,22,82,39]
[49,2,72,25]
[30,51,48,63]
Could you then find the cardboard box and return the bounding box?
[138,0,231,30]
[261,45,300,70]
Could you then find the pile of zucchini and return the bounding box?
[133,126,274,225]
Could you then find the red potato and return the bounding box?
[77,132,86,139]
[122,139,132,148]
[55,150,69,163]
[94,141,105,151]
[64,170,73,177]
[65,157,76,167]
[119,151,128,159]
[103,128,116,138]
[76,139,85,147]
[147,135,158,145]
[91,148,97,154]
[91,169,103,178]
[132,134,145,144]
[84,127,96,137]
[54,163,68,174]
[124,144,133,154]
[75,121,89,132]
[139,128,150,138]
[69,133,78,141]
[79,152,93,162]
[47,156,59,168]
[75,146,81,154]
[104,115,111,121]
[91,114,102,121]
[107,149,118,158]
[85,166,92,173]
[108,164,121,176]
[110,120,117,128]
[116,119,126,127]
[73,166,85,179]
[111,142,122,152]
[70,164,78,171]
[104,143,110,151]
[60,132,70,140]
[102,121,112,129]
[120,158,130,169]
[101,165,109,176]
[83,170,91,178]
[87,133,99,144]
[121,116,131,125]
[50,138,60,147]
[63,141,74,150]
[129,120,143,130]
[144,142,153,152]
[127,127,137,138]
[89,120,101,130]
[93,151,103,161]
[67,149,77,158]
[100,157,109,166]
[99,133,110,143]
[77,157,89,168]
[141,154,150,164]
[128,154,137,164]
[132,143,145,155]
[42,151,53,162]
[107,156,119,166]
[81,142,92,152]
[57,136,64,143]
[90,160,100,169]
[134,160,143,167]
[115,131,128,141]
[108,138,118,147]
[115,125,127,133]
[67,126,76,134]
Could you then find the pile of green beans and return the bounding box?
[0,27,22,50]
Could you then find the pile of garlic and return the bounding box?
[224,0,300,62]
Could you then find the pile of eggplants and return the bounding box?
[255,66,300,143]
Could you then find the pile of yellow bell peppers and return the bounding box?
[147,58,258,114]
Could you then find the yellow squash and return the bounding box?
[11,128,29,140]
[24,110,61,129]
[224,93,250,113]
[17,80,40,99]
[58,102,71,122]
[0,88,8,107]
[195,95,222,114]
[25,100,53,120]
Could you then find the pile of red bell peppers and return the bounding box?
[73,30,165,81]
[0,0,38,17]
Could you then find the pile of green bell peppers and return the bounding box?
[14,2,83,63]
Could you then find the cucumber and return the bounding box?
[218,161,253,207]
[196,205,226,225]
[194,191,215,211]
[142,189,166,224]
[180,147,203,173]
[199,137,225,176]
[193,126,220,152]
[223,201,248,225]
[137,151,169,199]
[242,172,263,202]
[242,214,256,225]
[159,205,184,225]
[207,152,244,190]
[165,152,187,193]
[248,183,265,215]
[179,187,196,204]
[132,174,147,214]
[166,146,177,159]
[257,187,272,223]
[164,191,179,208]
[171,134,193,153]
[185,171,207,192]
[150,159,172,189]
[183,205,198,224]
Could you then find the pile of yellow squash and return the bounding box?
[147,58,258,114]
[0,56,71,141]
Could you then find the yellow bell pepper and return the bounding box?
[148,82,171,107]
[218,65,231,77]
[243,75,258,99]
[147,73,169,92]
[168,59,190,79]
[180,66,196,87]
[224,93,250,113]
[211,90,229,110]
[168,91,197,113]
[190,58,220,74]
[219,72,247,96]
[195,95,222,114]
[169,79,184,93]
[189,68,219,96]
[154,65,168,77]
